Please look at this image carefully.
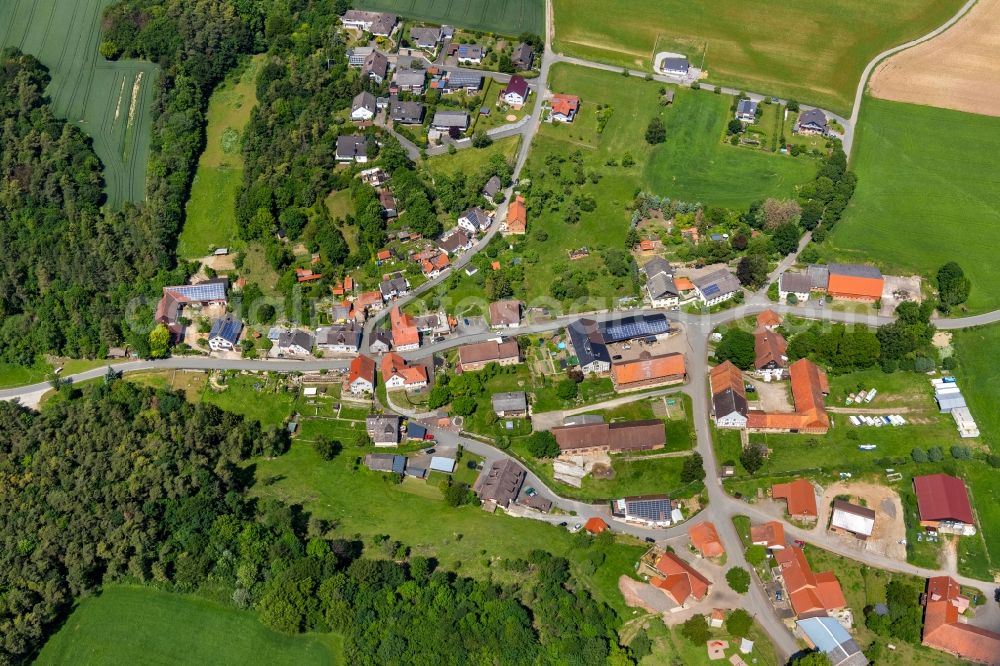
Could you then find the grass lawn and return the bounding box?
[829,98,1000,314]
[634,618,778,665]
[201,373,297,427]
[179,55,263,259]
[36,585,340,666]
[425,135,521,179]
[250,440,646,618]
[353,0,543,35]
[0,360,51,388]
[518,64,814,306]
[551,0,965,115]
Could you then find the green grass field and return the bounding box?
[179,56,263,259]
[354,0,543,36]
[829,98,1000,314]
[0,0,157,205]
[551,0,964,115]
[425,135,521,179]
[517,64,813,304]
[36,586,340,666]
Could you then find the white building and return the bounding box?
[693,268,741,306]
[779,271,812,303]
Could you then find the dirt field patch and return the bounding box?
[817,481,907,560]
[870,0,1000,117]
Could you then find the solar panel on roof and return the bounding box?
[702,284,721,297]
[168,282,226,302]
[625,497,672,522]
[600,315,669,343]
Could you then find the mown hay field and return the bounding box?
[0,0,157,205]
[552,0,965,115]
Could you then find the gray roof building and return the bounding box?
[316,324,362,350]
[512,42,534,69]
[642,256,673,279]
[648,272,679,301]
[712,388,748,420]
[367,415,401,445]
[352,91,376,116]
[482,175,502,199]
[736,98,758,118]
[277,329,313,352]
[336,135,368,161]
[362,50,389,82]
[563,414,604,426]
[798,108,828,132]
[475,458,526,509]
[807,264,830,290]
[432,110,469,130]
[409,26,441,48]
[444,71,482,90]
[392,68,426,90]
[828,263,883,279]
[780,271,813,294]
[662,56,689,74]
[389,98,425,124]
[491,391,528,414]
[364,453,406,474]
[693,268,741,300]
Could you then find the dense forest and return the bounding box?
[0,382,634,664]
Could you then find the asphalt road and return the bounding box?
[5,2,1000,658]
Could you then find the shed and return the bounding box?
[430,456,456,473]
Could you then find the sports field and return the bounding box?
[551,0,965,115]
[829,98,1000,314]
[179,56,263,259]
[0,0,157,205]
[36,586,341,665]
[355,0,542,36]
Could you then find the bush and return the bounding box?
[927,446,943,462]
[942,355,958,371]
[681,453,705,483]
[950,446,971,460]
[526,431,560,458]
[911,448,928,463]
[745,544,767,566]
[714,329,755,369]
[726,567,751,593]
[645,117,666,144]
[680,614,709,643]
[555,378,578,400]
[913,356,934,373]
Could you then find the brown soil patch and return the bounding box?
[870,0,1000,116]
[505,114,517,122]
[591,463,615,480]
[619,576,678,613]
[818,481,907,560]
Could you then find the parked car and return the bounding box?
[573,523,582,532]
[793,540,806,549]
[644,537,655,543]
[558,521,568,527]
[525,487,537,497]
[424,448,436,455]
[744,384,757,392]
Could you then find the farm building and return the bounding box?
[779,271,812,303]
[457,339,520,372]
[754,327,788,380]
[772,479,818,522]
[921,575,1000,664]
[505,195,527,234]
[796,617,866,666]
[610,353,687,392]
[343,355,376,395]
[774,546,846,617]
[747,358,830,434]
[551,419,665,455]
[913,474,976,535]
[825,263,884,302]
[829,500,876,539]
[710,361,748,428]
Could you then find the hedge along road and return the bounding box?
[0,0,158,205]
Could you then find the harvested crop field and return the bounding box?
[0,0,157,205]
[869,0,1000,117]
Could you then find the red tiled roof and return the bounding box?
[749,358,828,432]
[347,355,376,385]
[756,309,782,328]
[551,93,579,116]
[639,239,655,251]
[827,273,883,300]
[914,474,975,525]
[923,576,1000,664]
[772,479,817,518]
[750,521,785,549]
[688,521,725,558]
[674,276,694,291]
[584,517,609,534]
[390,306,420,347]
[357,290,382,308]
[380,352,428,385]
[612,353,686,386]
[377,250,392,261]
[754,328,787,369]
[710,360,744,396]
[506,195,526,233]
[774,546,845,616]
[652,552,711,605]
